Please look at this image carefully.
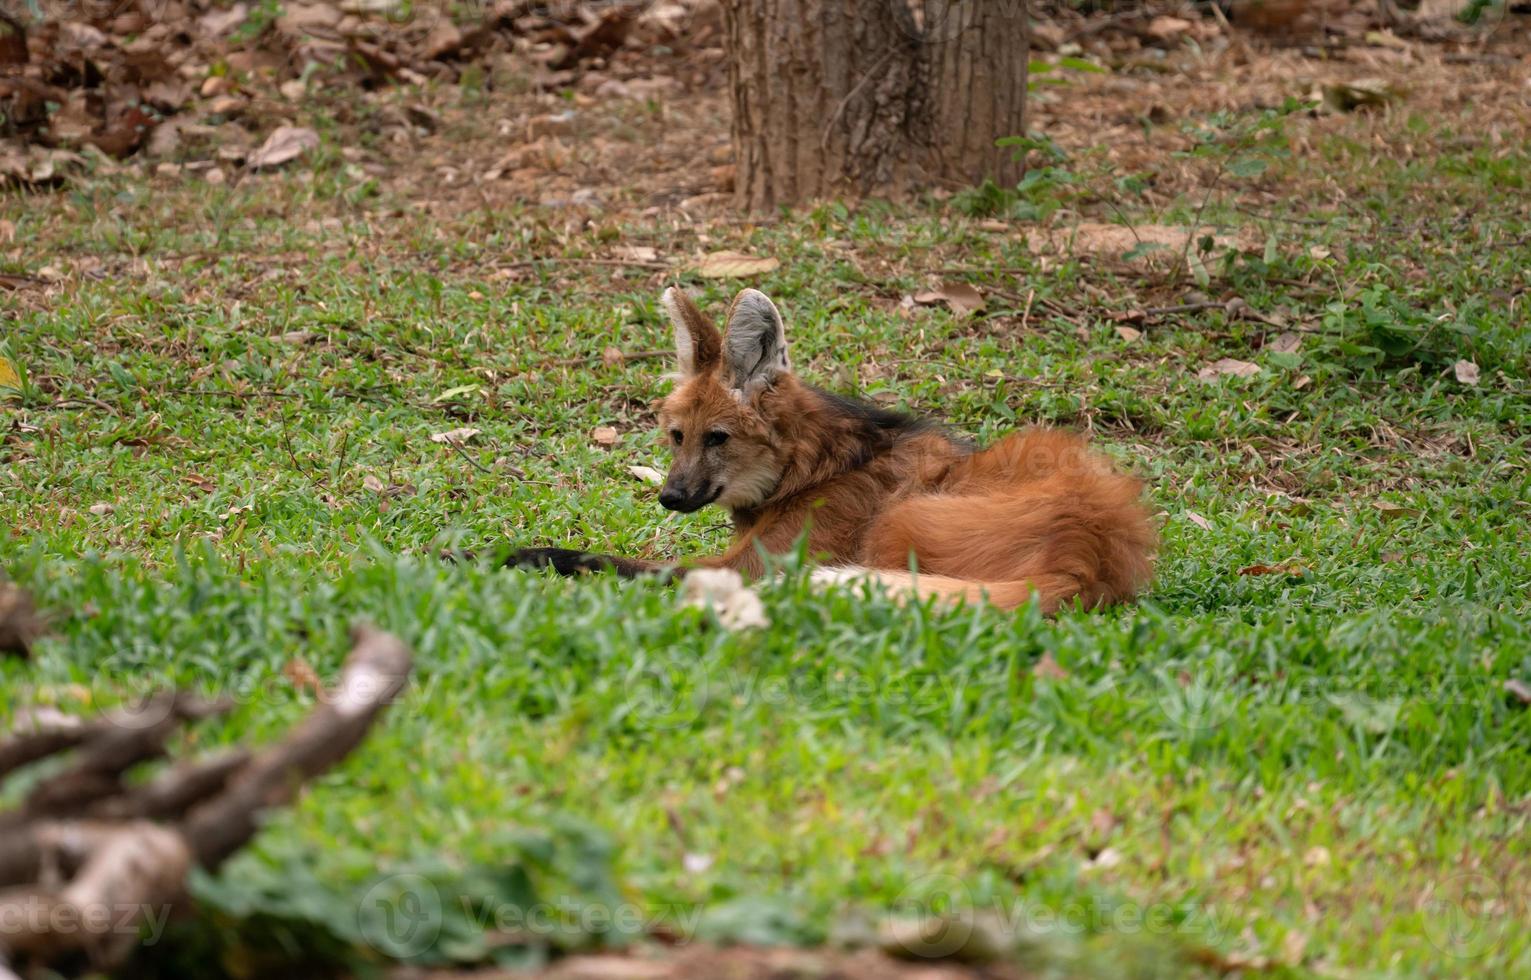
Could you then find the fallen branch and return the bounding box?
[183,627,411,868]
[0,693,229,830]
[0,626,413,972]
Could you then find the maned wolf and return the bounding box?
[507,287,1156,612]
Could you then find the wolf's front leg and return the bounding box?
[504,547,675,580]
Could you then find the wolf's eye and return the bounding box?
[670,429,684,446]
[704,431,730,448]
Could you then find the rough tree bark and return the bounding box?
[722,0,1030,211]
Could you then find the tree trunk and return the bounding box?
[722,0,1030,211]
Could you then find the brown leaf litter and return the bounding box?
[0,0,724,189]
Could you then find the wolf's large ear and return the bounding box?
[723,289,790,397]
[661,286,722,377]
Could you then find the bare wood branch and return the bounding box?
[0,709,106,781]
[0,822,119,891]
[0,626,413,971]
[3,695,231,827]
[88,750,252,822]
[182,626,413,868]
[0,823,189,966]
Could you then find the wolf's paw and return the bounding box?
[505,547,614,576]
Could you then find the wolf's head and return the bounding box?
[654,287,795,513]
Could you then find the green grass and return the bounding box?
[3,102,1530,978]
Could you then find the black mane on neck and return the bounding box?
[808,386,934,441]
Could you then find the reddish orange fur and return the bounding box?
[542,288,1156,613]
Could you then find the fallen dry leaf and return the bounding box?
[1087,846,1123,870]
[0,356,19,389]
[911,281,986,316]
[1374,502,1421,522]
[88,502,115,515]
[1031,651,1070,682]
[1238,563,1308,578]
[199,2,248,36]
[1185,511,1213,531]
[691,250,779,279]
[282,656,324,696]
[1281,929,1310,967]
[184,473,216,494]
[628,465,664,485]
[248,125,319,169]
[1453,360,1480,385]
[145,121,181,158]
[430,426,480,446]
[592,426,618,447]
[1268,332,1302,354]
[1115,326,1142,342]
[362,474,416,498]
[421,19,464,60]
[1322,78,1399,112]
[1197,358,1261,381]
[1146,15,1194,40]
[279,2,343,34]
[614,244,659,262]
[1505,679,1531,705]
